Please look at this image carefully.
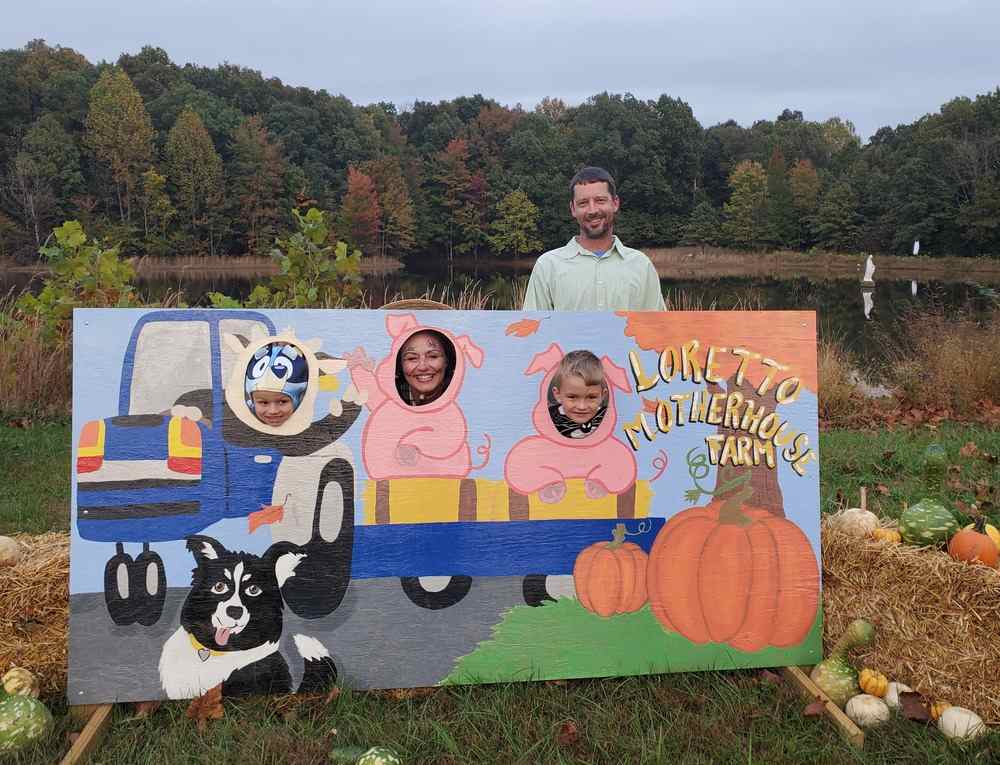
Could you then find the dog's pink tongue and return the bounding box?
[215,627,231,647]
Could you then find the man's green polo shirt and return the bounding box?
[522,236,666,311]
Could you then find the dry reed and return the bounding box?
[0,291,72,416]
[822,517,1000,723]
[0,533,69,696]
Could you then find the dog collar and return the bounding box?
[189,633,226,662]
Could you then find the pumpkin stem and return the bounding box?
[608,523,627,548]
[718,483,754,525]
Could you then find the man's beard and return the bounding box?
[580,212,614,239]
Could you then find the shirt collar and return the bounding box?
[559,236,633,261]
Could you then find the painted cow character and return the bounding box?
[504,343,637,503]
[347,313,490,479]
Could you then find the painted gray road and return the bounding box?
[68,575,541,704]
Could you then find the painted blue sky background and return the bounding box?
[4,0,999,141]
[70,308,820,594]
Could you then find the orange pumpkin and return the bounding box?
[647,487,820,652]
[948,519,999,568]
[573,523,649,617]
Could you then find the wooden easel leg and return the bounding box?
[60,703,114,765]
[782,666,865,749]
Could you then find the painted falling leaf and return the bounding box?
[505,318,544,337]
[248,494,289,533]
[186,684,224,731]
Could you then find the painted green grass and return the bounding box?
[444,599,821,686]
[0,417,70,535]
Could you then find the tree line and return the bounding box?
[2,40,999,263]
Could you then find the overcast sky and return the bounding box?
[3,0,999,141]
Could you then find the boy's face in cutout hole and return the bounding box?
[552,374,604,424]
[250,390,295,427]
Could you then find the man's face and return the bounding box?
[570,181,619,240]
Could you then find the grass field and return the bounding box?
[2,418,999,763]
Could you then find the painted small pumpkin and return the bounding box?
[948,519,999,568]
[574,523,648,617]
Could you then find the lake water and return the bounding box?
[4,262,997,374]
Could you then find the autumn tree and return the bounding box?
[84,67,154,223]
[229,115,288,256]
[166,107,224,253]
[336,166,380,255]
[814,180,861,252]
[360,156,415,258]
[488,189,543,256]
[436,138,491,257]
[722,160,767,249]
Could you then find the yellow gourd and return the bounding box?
[1,667,40,698]
[870,528,902,544]
[858,668,888,698]
[930,701,952,721]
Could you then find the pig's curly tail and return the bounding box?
[471,433,492,471]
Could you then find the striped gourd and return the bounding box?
[899,499,958,546]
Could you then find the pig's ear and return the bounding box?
[600,356,631,392]
[525,343,563,376]
[454,335,484,368]
[386,313,419,338]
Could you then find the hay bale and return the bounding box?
[822,518,1000,724]
[0,532,69,696]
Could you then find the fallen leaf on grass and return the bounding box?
[876,484,890,496]
[325,686,342,704]
[133,700,161,719]
[556,720,580,747]
[67,732,80,745]
[186,684,224,731]
[759,669,782,685]
[6,417,33,429]
[803,700,826,717]
[960,442,980,458]
[899,691,931,723]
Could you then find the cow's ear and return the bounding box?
[224,333,250,354]
[186,535,227,564]
[264,542,306,589]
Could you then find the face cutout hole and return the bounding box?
[549,350,609,439]
[244,341,310,427]
[395,329,456,406]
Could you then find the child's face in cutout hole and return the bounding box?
[552,374,605,424]
[250,390,295,426]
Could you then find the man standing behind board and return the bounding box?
[522,166,665,311]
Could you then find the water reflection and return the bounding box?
[862,286,875,320]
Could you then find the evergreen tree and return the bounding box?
[765,148,796,247]
[814,180,861,252]
[788,158,821,246]
[682,200,722,252]
[722,160,767,249]
[84,66,155,223]
[488,189,543,256]
[137,168,176,255]
[166,107,224,254]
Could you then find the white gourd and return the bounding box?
[937,706,987,741]
[883,682,913,709]
[845,694,891,727]
[0,536,23,567]
[834,508,879,537]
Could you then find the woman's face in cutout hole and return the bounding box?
[400,331,449,403]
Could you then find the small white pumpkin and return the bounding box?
[884,682,913,709]
[833,508,879,537]
[845,693,891,728]
[0,536,23,567]
[937,706,987,741]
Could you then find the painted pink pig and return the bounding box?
[347,313,489,479]
[504,343,637,503]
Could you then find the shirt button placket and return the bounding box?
[596,257,605,309]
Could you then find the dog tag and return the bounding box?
[198,648,211,662]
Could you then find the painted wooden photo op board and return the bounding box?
[68,308,821,705]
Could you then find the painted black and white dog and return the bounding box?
[158,535,337,699]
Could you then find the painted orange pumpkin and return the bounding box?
[647,488,820,652]
[573,523,649,617]
[948,519,999,568]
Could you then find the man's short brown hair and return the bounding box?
[569,166,617,200]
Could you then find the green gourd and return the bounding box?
[357,747,403,765]
[809,619,875,708]
[899,499,959,546]
[0,694,53,754]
